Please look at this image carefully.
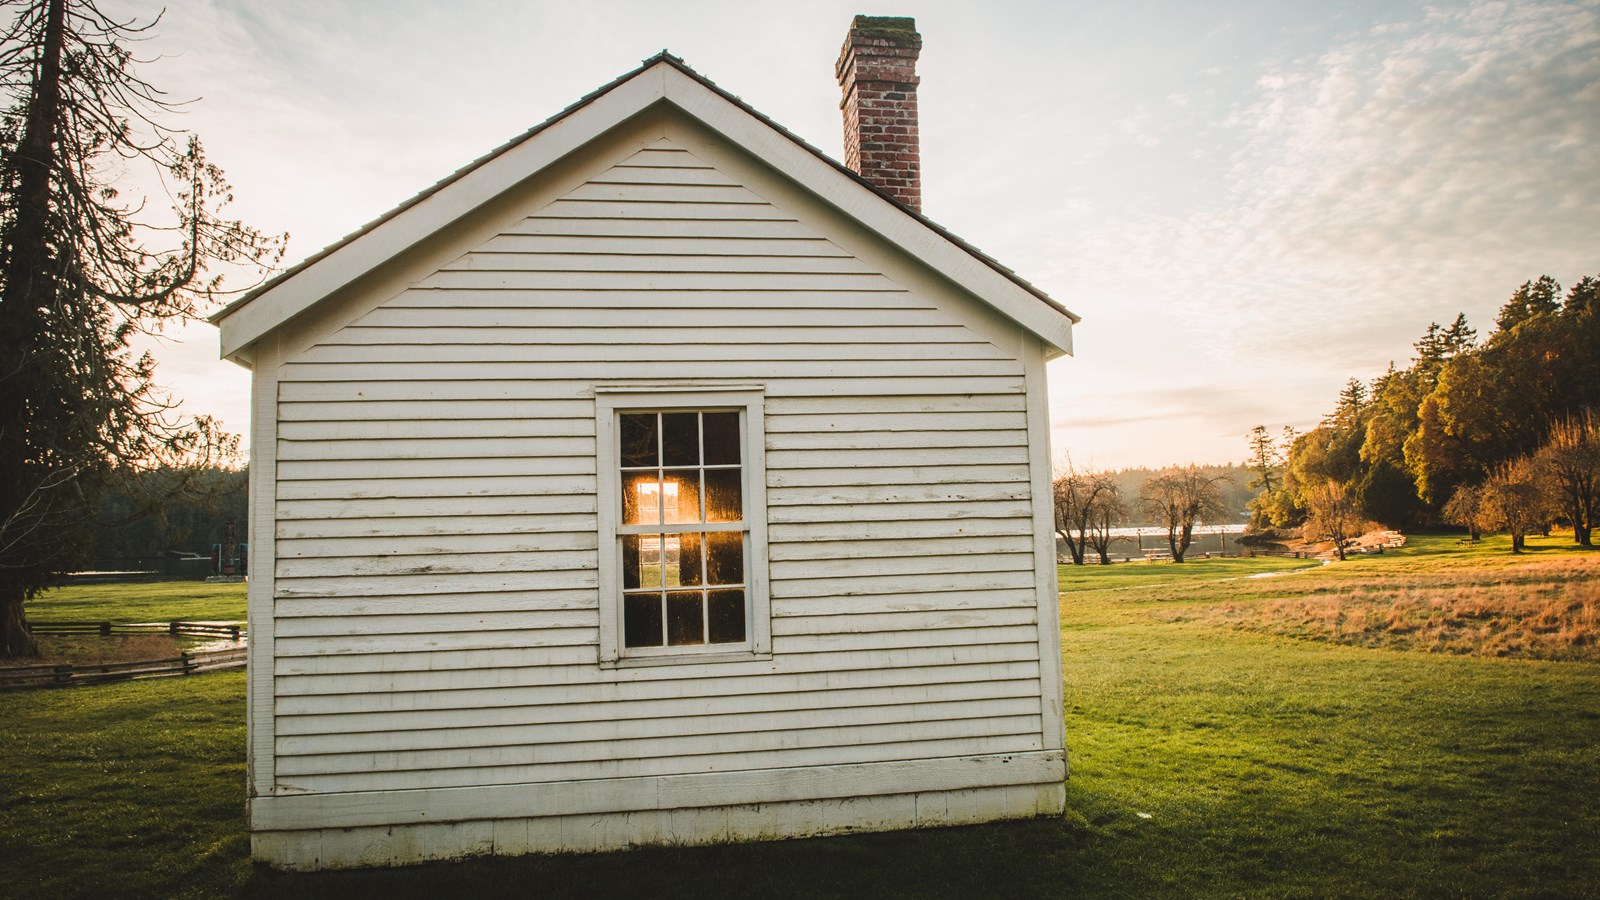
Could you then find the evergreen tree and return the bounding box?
[1494,275,1561,333]
[0,0,284,656]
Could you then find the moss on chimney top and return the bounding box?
[850,15,919,43]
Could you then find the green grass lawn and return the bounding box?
[26,580,248,623]
[2,537,1597,898]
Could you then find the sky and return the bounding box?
[99,0,1600,469]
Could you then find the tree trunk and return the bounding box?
[1171,525,1193,563]
[0,0,67,660]
[0,586,38,658]
[1064,533,1084,565]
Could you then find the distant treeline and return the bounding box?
[91,466,248,566]
[1101,464,1256,524]
[1248,273,1599,542]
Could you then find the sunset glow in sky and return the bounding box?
[111,0,1600,469]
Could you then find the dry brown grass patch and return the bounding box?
[1176,555,1600,661]
[25,634,188,666]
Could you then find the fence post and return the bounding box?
[100,621,111,636]
[169,621,180,636]
[54,665,71,684]
[181,651,194,674]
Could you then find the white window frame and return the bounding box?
[595,385,770,666]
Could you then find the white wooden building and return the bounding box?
[213,17,1078,869]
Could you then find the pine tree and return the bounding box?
[0,0,284,656]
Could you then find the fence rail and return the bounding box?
[28,620,243,640]
[0,647,246,690]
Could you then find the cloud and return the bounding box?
[1218,0,1600,274]
[1042,1,1600,467]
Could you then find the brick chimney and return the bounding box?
[836,15,922,212]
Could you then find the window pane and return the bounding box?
[662,469,701,524]
[702,411,740,465]
[704,468,742,523]
[662,413,700,467]
[622,471,665,525]
[669,531,703,587]
[708,589,746,643]
[632,534,664,588]
[621,534,643,590]
[619,413,658,468]
[666,591,704,646]
[624,593,663,648]
[706,531,744,585]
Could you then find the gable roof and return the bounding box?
[212,53,1078,362]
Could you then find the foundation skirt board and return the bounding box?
[252,779,1067,870]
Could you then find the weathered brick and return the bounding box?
[836,15,922,212]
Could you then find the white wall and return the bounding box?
[251,113,1060,829]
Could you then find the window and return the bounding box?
[596,387,769,664]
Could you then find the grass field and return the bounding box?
[26,580,249,623]
[2,535,1597,898]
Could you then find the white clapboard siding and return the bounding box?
[274,569,598,600]
[279,679,1042,737]
[768,551,1037,581]
[767,518,1034,543]
[278,513,597,540]
[767,499,1032,525]
[471,234,849,256]
[277,705,1044,764]
[275,548,596,579]
[278,530,597,559]
[277,435,595,461]
[771,589,1040,617]
[278,416,594,440]
[275,475,592,502]
[290,342,1002,366]
[276,734,1044,795]
[765,464,1031,489]
[276,359,1022,383]
[273,627,599,657]
[274,640,1041,684]
[277,660,1040,715]
[278,399,597,422]
[768,533,1033,561]
[766,483,1029,507]
[276,589,598,619]
[275,670,1044,744]
[276,494,597,522]
[772,607,1038,638]
[765,393,1026,415]
[277,375,1026,402]
[274,609,597,639]
[383,288,935,309]
[268,139,1049,793]
[347,305,940,330]
[447,252,880,274]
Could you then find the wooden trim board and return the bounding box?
[252,750,1065,832]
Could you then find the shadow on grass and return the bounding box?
[240,818,1097,900]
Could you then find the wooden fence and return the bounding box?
[1,620,247,690]
[0,647,246,690]
[28,620,243,640]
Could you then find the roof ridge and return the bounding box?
[213,52,1074,327]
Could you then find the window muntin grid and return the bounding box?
[616,410,747,649]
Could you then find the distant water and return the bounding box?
[1061,522,1255,558]
[1104,523,1248,538]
